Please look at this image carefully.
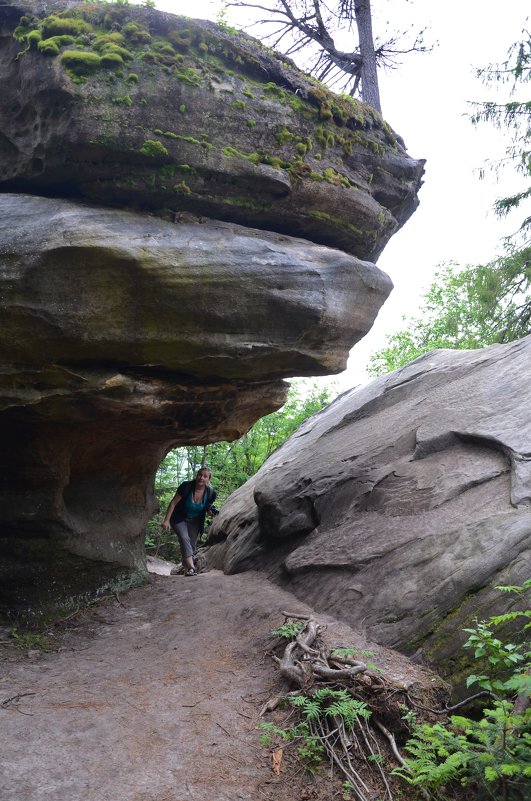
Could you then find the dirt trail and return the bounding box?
[0,570,437,801]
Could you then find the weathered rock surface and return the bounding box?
[0,1,424,617]
[206,337,531,674]
[0,193,392,616]
[0,0,424,261]
[0,194,392,382]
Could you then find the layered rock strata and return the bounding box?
[0,0,423,616]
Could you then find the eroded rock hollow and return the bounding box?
[207,337,531,676]
[0,0,424,616]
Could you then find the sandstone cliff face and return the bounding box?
[0,1,423,616]
[206,337,531,675]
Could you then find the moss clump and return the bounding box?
[114,94,133,106]
[315,126,335,150]
[221,146,260,164]
[173,66,202,86]
[153,41,176,56]
[125,72,139,84]
[153,129,180,139]
[168,29,193,52]
[308,210,365,237]
[100,43,133,61]
[179,104,186,113]
[173,181,191,194]
[122,22,152,44]
[263,82,286,103]
[246,118,256,128]
[42,15,92,37]
[288,95,317,120]
[60,49,101,76]
[276,126,295,146]
[38,38,60,56]
[101,51,124,69]
[93,32,125,50]
[26,29,42,46]
[140,139,169,157]
[231,99,246,110]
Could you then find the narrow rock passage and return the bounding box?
[0,571,434,801]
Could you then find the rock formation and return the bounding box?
[0,1,423,616]
[206,337,531,675]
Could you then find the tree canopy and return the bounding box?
[368,250,531,376]
[369,27,530,377]
[471,27,531,240]
[147,381,333,554]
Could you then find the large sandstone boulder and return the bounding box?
[0,194,392,615]
[207,337,531,675]
[0,1,423,617]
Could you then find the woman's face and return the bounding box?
[196,470,211,485]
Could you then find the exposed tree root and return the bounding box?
[261,613,444,801]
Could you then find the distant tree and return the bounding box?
[226,0,428,112]
[471,26,531,240]
[368,250,531,376]
[369,28,531,377]
[145,380,333,554]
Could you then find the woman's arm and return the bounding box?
[161,492,182,530]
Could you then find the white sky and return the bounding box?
[141,0,528,391]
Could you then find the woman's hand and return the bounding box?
[161,520,171,530]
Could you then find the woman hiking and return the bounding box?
[161,467,217,576]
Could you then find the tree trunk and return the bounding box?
[354,0,381,113]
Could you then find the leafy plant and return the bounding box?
[10,628,48,650]
[271,621,304,640]
[393,581,531,801]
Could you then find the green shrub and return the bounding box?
[394,581,531,801]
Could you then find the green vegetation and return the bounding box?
[10,628,48,650]
[60,49,102,76]
[394,581,531,801]
[139,139,168,157]
[308,210,365,238]
[368,249,531,376]
[369,30,530,377]
[471,29,530,241]
[271,621,305,639]
[145,381,332,553]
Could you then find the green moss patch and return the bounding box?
[140,140,169,157]
[60,49,102,76]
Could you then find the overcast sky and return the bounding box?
[144,0,528,390]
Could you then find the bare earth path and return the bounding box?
[0,570,435,801]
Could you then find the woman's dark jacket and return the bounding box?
[169,480,217,534]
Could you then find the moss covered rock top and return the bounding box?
[0,0,424,261]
